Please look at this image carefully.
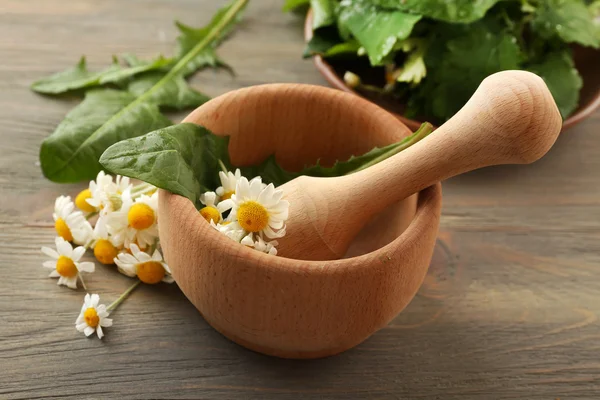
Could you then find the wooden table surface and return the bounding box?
[2,0,599,398]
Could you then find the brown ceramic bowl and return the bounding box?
[304,10,600,132]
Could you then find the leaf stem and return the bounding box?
[107,280,141,312]
[346,122,433,174]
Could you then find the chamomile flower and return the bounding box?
[216,168,242,200]
[86,172,131,215]
[53,195,93,245]
[41,237,95,289]
[114,244,173,284]
[209,220,248,242]
[241,234,278,255]
[92,217,120,265]
[107,190,158,249]
[198,191,232,223]
[75,294,112,339]
[228,177,289,239]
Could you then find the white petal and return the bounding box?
[48,270,60,278]
[41,246,60,259]
[100,317,113,327]
[65,276,78,289]
[71,246,86,262]
[76,322,88,332]
[240,235,254,246]
[136,251,152,263]
[117,253,138,265]
[151,249,163,262]
[217,199,234,213]
[257,184,275,205]
[90,294,100,307]
[83,326,95,336]
[43,260,57,269]
[162,275,175,284]
[56,237,73,257]
[77,262,95,273]
[96,325,104,339]
[83,293,91,305]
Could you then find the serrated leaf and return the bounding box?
[338,2,421,65]
[37,0,248,183]
[531,0,599,48]
[527,50,583,118]
[368,0,502,23]
[100,122,432,207]
[127,72,210,110]
[40,89,172,183]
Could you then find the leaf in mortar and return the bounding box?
[527,49,583,118]
[100,122,432,206]
[100,123,228,204]
[38,0,248,183]
[531,0,599,48]
[40,89,172,183]
[367,0,502,23]
[338,1,421,65]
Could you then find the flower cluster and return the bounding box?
[41,169,289,340]
[41,172,171,339]
[198,169,289,256]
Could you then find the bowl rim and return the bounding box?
[303,9,600,132]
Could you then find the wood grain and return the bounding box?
[1,0,600,398]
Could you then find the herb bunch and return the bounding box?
[294,0,600,123]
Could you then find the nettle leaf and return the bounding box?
[282,0,310,12]
[100,122,432,207]
[37,0,247,183]
[40,90,172,183]
[527,50,583,118]
[311,0,336,29]
[368,0,502,23]
[409,23,522,122]
[531,0,600,48]
[338,2,421,65]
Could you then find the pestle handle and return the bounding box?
[350,70,562,210]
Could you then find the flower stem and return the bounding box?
[218,159,228,174]
[346,122,434,174]
[107,280,141,312]
[130,182,155,198]
[78,273,87,291]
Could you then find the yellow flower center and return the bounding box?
[94,239,118,265]
[56,255,77,277]
[136,261,165,284]
[221,191,234,200]
[128,203,155,230]
[75,189,96,213]
[237,201,269,232]
[55,218,73,242]
[199,206,221,223]
[84,307,99,328]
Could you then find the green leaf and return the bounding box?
[100,122,433,206]
[408,22,523,122]
[303,27,342,57]
[175,1,247,76]
[38,0,248,183]
[30,56,175,95]
[127,72,210,110]
[527,50,583,118]
[311,0,336,29]
[368,0,502,23]
[40,89,172,183]
[531,0,600,48]
[100,123,227,204]
[338,2,421,65]
[282,0,310,12]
